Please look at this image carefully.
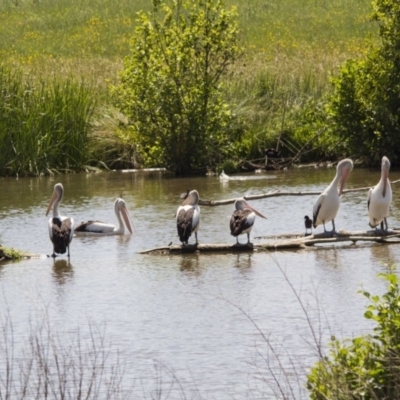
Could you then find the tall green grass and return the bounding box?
[0,65,96,176]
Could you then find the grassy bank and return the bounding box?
[0,0,377,174]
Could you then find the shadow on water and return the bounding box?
[52,259,74,285]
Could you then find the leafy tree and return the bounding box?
[307,269,400,399]
[327,0,400,165]
[111,0,240,175]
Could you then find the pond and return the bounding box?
[0,165,399,399]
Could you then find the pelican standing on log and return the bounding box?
[74,198,133,235]
[46,183,74,258]
[368,156,392,231]
[230,198,267,244]
[176,190,200,245]
[313,158,353,235]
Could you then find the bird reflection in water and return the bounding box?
[179,255,201,276]
[233,254,252,271]
[370,244,396,270]
[52,259,74,285]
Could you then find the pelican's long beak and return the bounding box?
[338,168,351,196]
[121,205,133,234]
[46,191,58,216]
[382,168,389,197]
[244,201,267,219]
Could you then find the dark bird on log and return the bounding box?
[176,190,200,245]
[304,215,312,236]
[230,198,267,244]
[265,148,281,158]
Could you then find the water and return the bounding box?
[0,166,399,399]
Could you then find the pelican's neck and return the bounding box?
[114,203,125,234]
[53,198,61,218]
[327,168,342,193]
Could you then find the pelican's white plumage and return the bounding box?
[74,198,133,236]
[368,156,392,230]
[230,198,267,244]
[46,183,74,258]
[176,190,200,245]
[313,158,353,233]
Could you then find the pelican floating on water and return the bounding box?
[230,198,267,244]
[46,183,74,258]
[313,158,353,234]
[176,190,200,245]
[368,156,392,231]
[74,198,133,235]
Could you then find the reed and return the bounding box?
[0,64,96,176]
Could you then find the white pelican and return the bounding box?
[313,158,353,234]
[74,198,133,235]
[176,190,200,245]
[230,198,267,244]
[46,183,74,258]
[368,156,392,231]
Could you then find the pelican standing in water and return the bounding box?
[313,158,353,235]
[46,183,74,258]
[176,190,200,245]
[368,156,392,231]
[230,198,267,244]
[74,198,133,235]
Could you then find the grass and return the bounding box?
[0,0,378,172]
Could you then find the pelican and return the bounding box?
[74,198,133,235]
[313,158,353,234]
[368,156,392,231]
[176,190,200,245]
[46,183,74,258]
[230,198,267,244]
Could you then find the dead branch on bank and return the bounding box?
[139,230,400,255]
[198,179,400,206]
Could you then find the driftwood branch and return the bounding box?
[139,230,400,255]
[198,179,400,206]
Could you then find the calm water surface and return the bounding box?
[1,167,400,399]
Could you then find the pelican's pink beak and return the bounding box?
[121,204,133,234]
[382,168,389,197]
[338,168,351,196]
[45,190,58,216]
[244,200,267,219]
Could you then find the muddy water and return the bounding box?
[0,166,399,399]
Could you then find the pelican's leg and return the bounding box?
[323,222,327,233]
[67,245,70,258]
[247,233,250,244]
[331,219,336,233]
[195,232,198,244]
[384,218,388,231]
[236,236,239,244]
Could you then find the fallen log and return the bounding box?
[198,179,400,206]
[140,230,400,255]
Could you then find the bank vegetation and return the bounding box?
[0,0,381,176]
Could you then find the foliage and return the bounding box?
[111,0,241,175]
[0,64,96,176]
[307,269,400,399]
[326,0,400,165]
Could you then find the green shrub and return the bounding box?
[307,269,400,400]
[326,0,400,165]
[111,0,241,175]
